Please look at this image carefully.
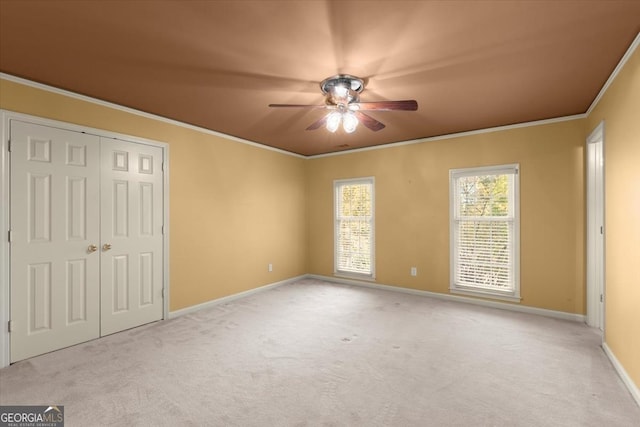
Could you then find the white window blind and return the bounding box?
[450,165,520,300]
[334,178,375,278]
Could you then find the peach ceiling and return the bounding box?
[1,1,639,156]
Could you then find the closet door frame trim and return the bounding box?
[0,109,171,368]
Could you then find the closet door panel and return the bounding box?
[10,121,100,362]
[100,139,164,335]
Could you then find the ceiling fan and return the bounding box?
[268,74,418,133]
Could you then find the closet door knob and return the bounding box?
[87,244,98,253]
[103,243,112,251]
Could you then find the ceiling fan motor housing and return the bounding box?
[320,75,365,106]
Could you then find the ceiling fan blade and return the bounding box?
[354,111,386,131]
[306,115,328,131]
[269,103,327,108]
[355,100,418,111]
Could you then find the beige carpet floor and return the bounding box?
[1,278,639,426]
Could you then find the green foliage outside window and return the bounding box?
[455,173,513,290]
[336,181,373,276]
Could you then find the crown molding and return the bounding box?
[586,32,640,116]
[308,114,586,159]
[0,73,306,159]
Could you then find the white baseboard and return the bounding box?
[603,342,640,408]
[169,275,306,318]
[306,274,586,323]
[169,273,586,325]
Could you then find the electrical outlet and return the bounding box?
[411,267,417,276]
[268,263,273,272]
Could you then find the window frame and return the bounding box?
[449,164,520,302]
[334,177,376,280]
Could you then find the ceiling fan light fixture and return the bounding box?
[270,74,416,134]
[326,111,342,133]
[343,111,358,133]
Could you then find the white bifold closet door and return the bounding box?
[10,121,101,362]
[10,120,164,363]
[100,139,163,336]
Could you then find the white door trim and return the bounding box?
[0,109,170,368]
[0,112,10,368]
[586,121,605,330]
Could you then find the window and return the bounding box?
[450,164,520,301]
[334,177,375,278]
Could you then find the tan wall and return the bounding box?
[587,47,640,388]
[0,78,308,311]
[308,120,586,314]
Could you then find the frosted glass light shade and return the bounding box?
[343,112,358,133]
[326,111,342,133]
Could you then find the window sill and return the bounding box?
[450,287,521,303]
